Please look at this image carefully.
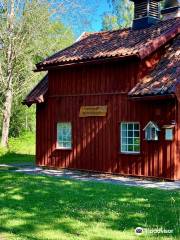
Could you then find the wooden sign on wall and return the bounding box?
[79,106,107,117]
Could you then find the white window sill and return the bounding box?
[120,151,140,155]
[57,147,72,150]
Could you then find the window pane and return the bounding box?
[121,123,127,131]
[134,145,140,152]
[134,131,139,137]
[128,131,133,137]
[63,135,69,141]
[134,138,140,145]
[121,145,127,152]
[128,138,133,144]
[128,145,134,152]
[122,138,128,145]
[121,131,127,138]
[64,142,71,148]
[134,124,139,130]
[62,129,67,135]
[58,135,63,142]
[128,124,133,130]
[59,142,64,148]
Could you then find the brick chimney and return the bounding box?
[130,0,162,29]
[161,0,180,20]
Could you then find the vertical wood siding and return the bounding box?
[175,90,180,180]
[36,58,177,180]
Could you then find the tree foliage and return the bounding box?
[111,0,133,27]
[101,14,119,31]
[103,0,166,30]
[0,0,75,143]
[102,0,133,30]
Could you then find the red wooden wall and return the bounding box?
[175,86,180,180]
[36,57,178,180]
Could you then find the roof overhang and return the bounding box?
[22,95,45,107]
[34,54,139,72]
[128,93,176,101]
[35,20,180,72]
[22,75,48,107]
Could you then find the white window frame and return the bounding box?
[57,122,72,150]
[120,122,140,154]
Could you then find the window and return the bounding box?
[144,121,160,141]
[162,125,174,141]
[165,128,173,141]
[57,123,72,149]
[121,122,140,153]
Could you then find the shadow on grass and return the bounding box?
[0,172,179,240]
[0,152,35,165]
[0,166,19,171]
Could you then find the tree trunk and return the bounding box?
[0,0,14,147]
[1,89,13,147]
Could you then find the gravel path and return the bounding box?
[1,164,178,191]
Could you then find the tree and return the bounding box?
[0,0,75,147]
[101,13,119,31]
[105,0,134,29]
[106,0,165,29]
[0,0,15,147]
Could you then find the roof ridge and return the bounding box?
[138,21,180,59]
[92,27,131,35]
[129,35,180,97]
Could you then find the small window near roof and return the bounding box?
[165,129,173,141]
[57,123,72,149]
[144,121,160,141]
[163,125,174,141]
[120,122,140,154]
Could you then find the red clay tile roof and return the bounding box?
[25,19,180,105]
[36,18,180,70]
[23,75,48,106]
[129,35,180,97]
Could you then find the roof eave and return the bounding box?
[22,96,45,107]
[128,93,176,101]
[35,54,140,72]
[35,21,180,72]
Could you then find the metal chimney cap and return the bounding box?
[164,0,180,9]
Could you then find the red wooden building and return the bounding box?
[24,0,180,180]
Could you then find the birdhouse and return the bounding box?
[143,121,160,141]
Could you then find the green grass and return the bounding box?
[0,166,19,171]
[0,172,179,240]
[0,133,179,239]
[0,132,35,165]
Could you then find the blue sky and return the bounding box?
[61,0,112,37]
[88,0,112,31]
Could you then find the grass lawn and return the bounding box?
[0,132,179,239]
[0,172,179,240]
[0,132,35,165]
